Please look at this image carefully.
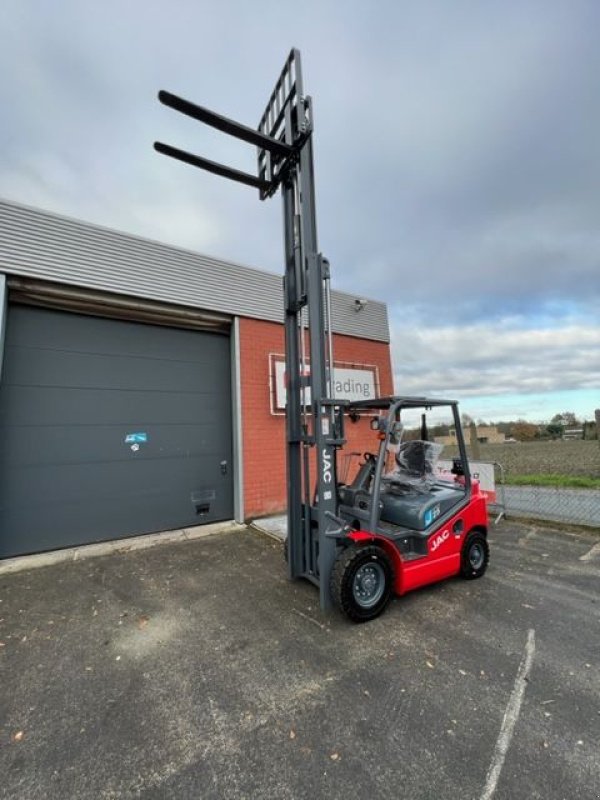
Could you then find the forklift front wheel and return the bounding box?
[460,531,489,580]
[331,545,393,623]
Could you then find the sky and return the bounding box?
[1,0,599,424]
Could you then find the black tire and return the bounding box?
[460,531,489,580]
[331,544,394,623]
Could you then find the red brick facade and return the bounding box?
[238,316,394,519]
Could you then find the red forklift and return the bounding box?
[329,397,489,621]
[155,49,489,622]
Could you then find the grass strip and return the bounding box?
[504,473,600,489]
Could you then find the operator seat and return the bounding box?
[395,440,438,481]
[380,440,462,531]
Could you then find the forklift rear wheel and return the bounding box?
[331,545,393,623]
[460,531,489,579]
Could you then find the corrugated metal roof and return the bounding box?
[0,198,390,342]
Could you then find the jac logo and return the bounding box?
[431,529,450,552]
[322,449,332,484]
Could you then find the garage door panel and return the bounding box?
[4,347,229,393]
[0,386,228,426]
[0,465,228,557]
[0,306,234,557]
[10,310,224,362]
[2,453,228,503]
[0,422,229,468]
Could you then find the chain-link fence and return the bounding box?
[497,484,600,528]
[486,462,600,528]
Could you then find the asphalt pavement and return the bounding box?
[1,520,599,800]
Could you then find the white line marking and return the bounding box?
[580,542,600,562]
[480,629,536,800]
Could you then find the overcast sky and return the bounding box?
[1,0,599,422]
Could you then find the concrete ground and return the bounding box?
[0,520,598,800]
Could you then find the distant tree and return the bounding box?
[402,427,420,441]
[461,413,473,427]
[552,411,579,427]
[511,420,538,442]
[546,422,564,440]
[431,423,450,437]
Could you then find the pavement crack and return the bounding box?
[291,608,330,632]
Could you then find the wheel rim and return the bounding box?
[469,543,484,570]
[352,561,385,609]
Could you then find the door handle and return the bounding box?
[220,460,228,475]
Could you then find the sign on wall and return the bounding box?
[270,355,378,413]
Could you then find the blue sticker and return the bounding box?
[125,432,148,444]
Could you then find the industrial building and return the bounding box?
[0,199,392,558]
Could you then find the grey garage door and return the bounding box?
[0,305,233,558]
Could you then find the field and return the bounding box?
[442,439,600,481]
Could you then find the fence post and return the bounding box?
[470,421,481,460]
[492,462,506,524]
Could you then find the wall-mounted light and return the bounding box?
[354,298,367,312]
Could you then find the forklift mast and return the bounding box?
[155,49,346,609]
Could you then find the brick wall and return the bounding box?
[238,317,394,519]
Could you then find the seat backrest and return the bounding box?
[396,440,442,479]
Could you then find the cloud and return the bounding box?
[392,318,600,398]
[307,4,600,321]
[1,0,599,411]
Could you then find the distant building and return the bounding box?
[563,428,584,440]
[435,425,506,447]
